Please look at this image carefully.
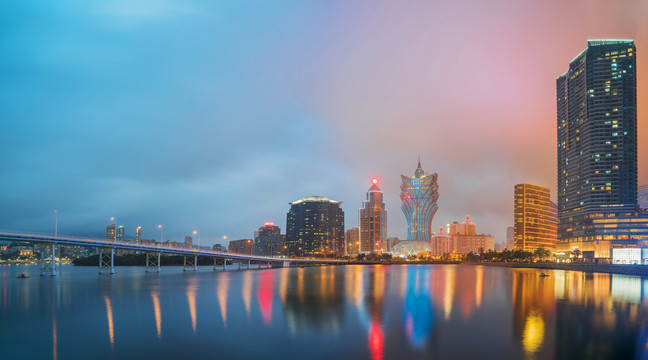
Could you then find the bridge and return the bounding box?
[0,231,347,276]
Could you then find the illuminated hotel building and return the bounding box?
[359,178,387,253]
[556,39,648,258]
[254,222,283,256]
[448,216,495,255]
[514,184,557,251]
[286,196,345,257]
[400,158,439,241]
[345,227,359,255]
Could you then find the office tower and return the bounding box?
[506,227,514,249]
[184,236,193,249]
[228,239,254,254]
[514,184,558,251]
[557,40,648,258]
[448,215,495,255]
[116,226,124,242]
[359,178,387,253]
[639,185,648,210]
[136,226,142,243]
[255,222,283,256]
[400,157,439,241]
[106,224,116,241]
[345,228,359,255]
[286,196,345,257]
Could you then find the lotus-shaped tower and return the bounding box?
[400,158,439,241]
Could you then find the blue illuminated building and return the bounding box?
[400,158,439,241]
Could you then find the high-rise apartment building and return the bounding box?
[359,178,387,253]
[136,226,142,243]
[557,40,648,258]
[400,158,439,241]
[184,236,193,249]
[106,224,116,241]
[116,226,125,242]
[228,239,253,254]
[506,227,514,249]
[514,184,557,251]
[255,222,283,256]
[345,227,359,255]
[286,196,345,257]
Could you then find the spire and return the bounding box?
[414,156,425,178]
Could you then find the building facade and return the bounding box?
[106,224,116,241]
[345,228,359,255]
[400,158,439,241]
[116,226,125,242]
[359,179,387,253]
[184,236,193,249]
[255,222,283,256]
[639,184,648,210]
[286,196,345,257]
[514,184,557,251]
[556,39,648,258]
[448,216,495,255]
[431,227,451,257]
[136,226,142,243]
[228,239,254,255]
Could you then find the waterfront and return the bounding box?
[1,264,647,359]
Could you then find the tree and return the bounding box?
[534,247,551,262]
[571,248,582,262]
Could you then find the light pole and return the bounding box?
[158,225,163,244]
[193,230,200,250]
[54,210,58,237]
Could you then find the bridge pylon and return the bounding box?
[98,247,115,274]
[37,242,57,276]
[183,255,197,271]
[146,252,161,272]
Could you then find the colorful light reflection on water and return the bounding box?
[1,264,648,359]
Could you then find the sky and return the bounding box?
[1,0,647,247]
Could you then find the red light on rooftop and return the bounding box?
[372,178,378,185]
[264,222,274,227]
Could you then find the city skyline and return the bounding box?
[2,1,648,246]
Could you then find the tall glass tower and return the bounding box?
[400,158,439,241]
[556,40,648,258]
[285,196,345,257]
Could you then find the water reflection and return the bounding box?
[151,291,162,340]
[217,274,229,327]
[104,296,114,350]
[186,280,197,334]
[4,265,648,359]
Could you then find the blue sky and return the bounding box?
[2,0,647,246]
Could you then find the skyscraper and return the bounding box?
[255,222,283,256]
[359,178,387,253]
[400,158,439,241]
[136,226,142,243]
[556,40,648,258]
[514,184,557,251]
[286,196,345,257]
[116,225,125,242]
[106,224,116,241]
[345,227,359,255]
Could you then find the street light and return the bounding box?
[54,210,58,237]
[192,230,200,250]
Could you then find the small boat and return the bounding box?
[539,273,550,278]
[17,273,29,279]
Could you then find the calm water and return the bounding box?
[1,264,647,360]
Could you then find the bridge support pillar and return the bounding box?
[99,248,115,274]
[146,252,161,272]
[39,243,57,276]
[184,255,197,271]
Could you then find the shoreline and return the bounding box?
[472,262,648,276]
